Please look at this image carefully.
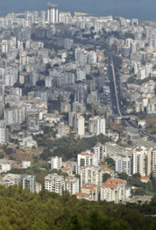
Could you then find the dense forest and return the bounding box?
[35,134,110,161]
[0,185,156,230]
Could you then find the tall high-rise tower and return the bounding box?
[0,71,5,116]
[47,2,59,23]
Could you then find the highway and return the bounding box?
[105,48,145,129]
[105,49,124,117]
[104,47,156,142]
[111,58,122,117]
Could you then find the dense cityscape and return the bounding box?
[0,1,156,211]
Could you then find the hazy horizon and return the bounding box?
[0,0,156,20]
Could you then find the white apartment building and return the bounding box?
[27,111,40,133]
[48,157,62,170]
[59,12,72,24]
[5,108,19,125]
[0,120,6,144]
[147,148,156,177]
[47,3,59,23]
[105,142,125,158]
[80,166,107,187]
[76,69,86,81]
[57,122,70,138]
[132,147,147,176]
[41,10,47,25]
[45,76,53,88]
[92,143,106,161]
[4,106,26,125]
[0,174,42,194]
[21,175,36,193]
[5,74,17,87]
[81,184,98,201]
[64,38,73,50]
[4,66,18,87]
[77,114,85,136]
[77,151,99,169]
[64,176,79,195]
[45,174,79,195]
[115,156,132,176]
[22,161,31,169]
[147,97,156,114]
[44,174,65,195]
[101,178,127,203]
[89,116,106,136]
[88,51,97,65]
[75,48,88,64]
[21,175,42,194]
[61,102,71,113]
[0,159,11,173]
[145,63,152,77]
[0,173,21,186]
[73,102,86,113]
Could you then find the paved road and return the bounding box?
[104,47,156,142]
[105,49,123,116]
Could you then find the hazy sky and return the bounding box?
[0,0,156,20]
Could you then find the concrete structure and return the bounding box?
[92,143,106,161]
[101,178,127,203]
[44,174,65,195]
[75,192,92,201]
[0,173,21,186]
[21,175,36,193]
[22,161,31,169]
[147,98,156,114]
[59,12,72,24]
[81,184,98,201]
[0,174,42,193]
[0,159,11,173]
[147,148,156,177]
[47,3,59,24]
[115,156,132,176]
[48,157,62,170]
[80,166,109,187]
[56,122,70,138]
[77,114,85,136]
[0,120,6,144]
[61,102,71,113]
[19,136,37,148]
[64,176,79,194]
[132,147,147,176]
[89,116,106,136]
[27,111,40,133]
[77,151,98,169]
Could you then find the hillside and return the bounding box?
[0,186,156,230]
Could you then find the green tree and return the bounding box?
[118,173,128,181]
[103,173,111,183]
[105,158,115,169]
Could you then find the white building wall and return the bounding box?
[132,147,147,176]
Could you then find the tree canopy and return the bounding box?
[36,134,110,161]
[0,186,155,230]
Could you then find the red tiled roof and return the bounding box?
[82,184,97,190]
[141,176,149,181]
[106,178,126,184]
[100,165,114,173]
[102,182,117,189]
[65,176,75,180]
[136,148,143,152]
[62,167,71,172]
[80,153,93,157]
[11,164,21,169]
[76,193,90,198]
